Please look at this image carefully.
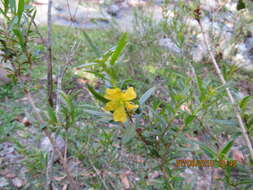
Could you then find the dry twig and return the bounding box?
[47,0,54,107]
[26,90,79,190]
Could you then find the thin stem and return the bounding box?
[47,0,54,107]
[198,21,253,160]
[26,90,79,190]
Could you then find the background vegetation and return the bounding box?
[1,0,253,189]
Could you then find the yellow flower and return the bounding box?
[104,87,139,122]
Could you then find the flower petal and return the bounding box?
[104,88,122,100]
[113,106,127,122]
[104,100,118,111]
[122,87,137,101]
[125,102,139,111]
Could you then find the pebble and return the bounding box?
[0,177,9,188]
[12,177,24,188]
[39,134,65,161]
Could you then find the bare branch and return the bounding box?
[47,0,54,107]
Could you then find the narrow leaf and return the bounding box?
[76,62,102,69]
[193,141,217,159]
[17,0,25,24]
[86,84,109,103]
[219,133,240,158]
[196,75,205,102]
[219,139,234,159]
[83,109,111,117]
[109,33,128,65]
[9,0,16,13]
[13,29,25,49]
[47,106,58,125]
[239,96,252,111]
[184,115,195,126]
[139,87,156,105]
[3,0,9,14]
[200,144,217,159]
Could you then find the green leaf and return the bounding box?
[13,28,25,49]
[0,7,5,16]
[196,75,205,102]
[31,8,36,20]
[237,0,246,10]
[86,84,109,103]
[248,117,253,127]
[76,62,102,69]
[60,91,78,123]
[47,106,57,125]
[3,0,9,14]
[80,104,98,110]
[193,141,217,159]
[109,33,128,65]
[60,91,73,109]
[83,109,111,117]
[184,115,195,126]
[219,133,241,159]
[17,0,25,24]
[9,0,16,13]
[96,47,115,64]
[239,96,252,112]
[213,119,238,127]
[236,178,253,185]
[219,139,234,159]
[200,144,217,159]
[139,87,156,105]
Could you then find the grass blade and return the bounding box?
[17,0,24,24]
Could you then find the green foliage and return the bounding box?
[139,86,156,106]
[1,1,253,189]
[237,0,246,10]
[0,0,37,79]
[86,84,109,103]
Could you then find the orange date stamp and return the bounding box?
[176,160,237,168]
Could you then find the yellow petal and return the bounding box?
[122,87,137,101]
[113,106,127,122]
[104,88,122,100]
[125,102,139,111]
[104,100,118,111]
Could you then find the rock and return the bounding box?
[245,37,253,50]
[32,0,48,24]
[0,143,21,164]
[233,40,253,70]
[191,34,208,62]
[5,172,16,179]
[189,13,253,70]
[224,1,237,12]
[200,0,218,11]
[12,177,24,188]
[39,134,65,161]
[128,0,147,7]
[158,38,181,54]
[0,177,9,188]
[0,67,11,85]
[107,4,120,17]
